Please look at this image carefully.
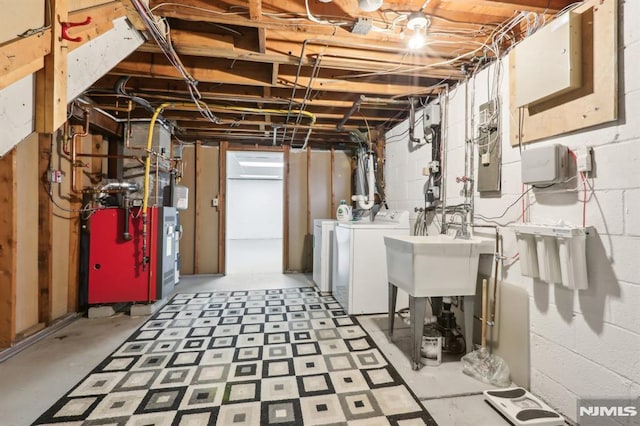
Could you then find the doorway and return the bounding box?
[225,151,284,274]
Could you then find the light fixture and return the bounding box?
[238,161,283,168]
[408,30,426,50]
[358,0,383,12]
[239,174,281,179]
[406,11,429,31]
[406,11,430,50]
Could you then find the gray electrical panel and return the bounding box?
[157,207,177,297]
[477,100,501,193]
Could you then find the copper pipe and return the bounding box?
[70,110,91,193]
[97,100,134,113]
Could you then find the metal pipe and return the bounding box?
[122,194,132,241]
[99,181,140,193]
[361,96,412,105]
[440,88,449,233]
[337,95,365,131]
[70,109,91,193]
[409,98,421,144]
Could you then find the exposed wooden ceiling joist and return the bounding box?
[82,0,572,147]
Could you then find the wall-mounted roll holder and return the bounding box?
[512,223,588,290]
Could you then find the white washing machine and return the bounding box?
[333,210,410,315]
[313,219,337,294]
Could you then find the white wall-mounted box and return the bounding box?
[514,11,582,108]
[521,144,569,185]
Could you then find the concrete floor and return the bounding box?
[0,273,510,426]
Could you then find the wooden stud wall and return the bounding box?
[218,141,228,274]
[286,150,309,272]
[285,149,352,272]
[196,145,220,274]
[179,143,222,275]
[15,134,40,335]
[38,134,53,325]
[179,146,196,275]
[0,148,17,348]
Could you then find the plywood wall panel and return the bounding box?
[0,0,44,44]
[333,151,353,210]
[51,130,73,319]
[195,146,219,274]
[309,151,332,221]
[15,133,39,333]
[179,146,196,275]
[286,150,309,272]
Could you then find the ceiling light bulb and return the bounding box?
[358,0,383,12]
[408,31,426,50]
[406,11,428,31]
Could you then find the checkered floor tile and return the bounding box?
[34,287,437,425]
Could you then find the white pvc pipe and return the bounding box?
[352,152,375,210]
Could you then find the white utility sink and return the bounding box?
[384,235,494,297]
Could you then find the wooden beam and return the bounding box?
[249,0,267,54]
[67,126,84,313]
[111,53,440,96]
[218,141,228,274]
[119,0,148,30]
[67,2,126,53]
[194,140,201,274]
[282,144,290,272]
[36,0,69,134]
[482,0,575,12]
[69,0,114,12]
[0,31,51,91]
[137,29,465,78]
[0,148,17,348]
[112,52,273,86]
[38,135,53,325]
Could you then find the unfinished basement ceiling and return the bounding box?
[85,0,575,148]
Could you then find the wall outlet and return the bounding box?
[48,170,63,184]
[212,197,219,207]
[576,146,592,173]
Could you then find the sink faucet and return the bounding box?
[455,211,471,239]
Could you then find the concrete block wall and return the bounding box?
[384,1,640,421]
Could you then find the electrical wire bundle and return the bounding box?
[130,0,220,125]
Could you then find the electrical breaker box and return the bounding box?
[521,144,569,185]
[514,11,582,107]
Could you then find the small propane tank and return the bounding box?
[336,200,352,222]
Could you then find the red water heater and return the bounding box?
[86,207,159,304]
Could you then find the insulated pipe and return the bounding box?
[99,181,139,193]
[352,152,375,210]
[409,98,421,144]
[337,95,365,131]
